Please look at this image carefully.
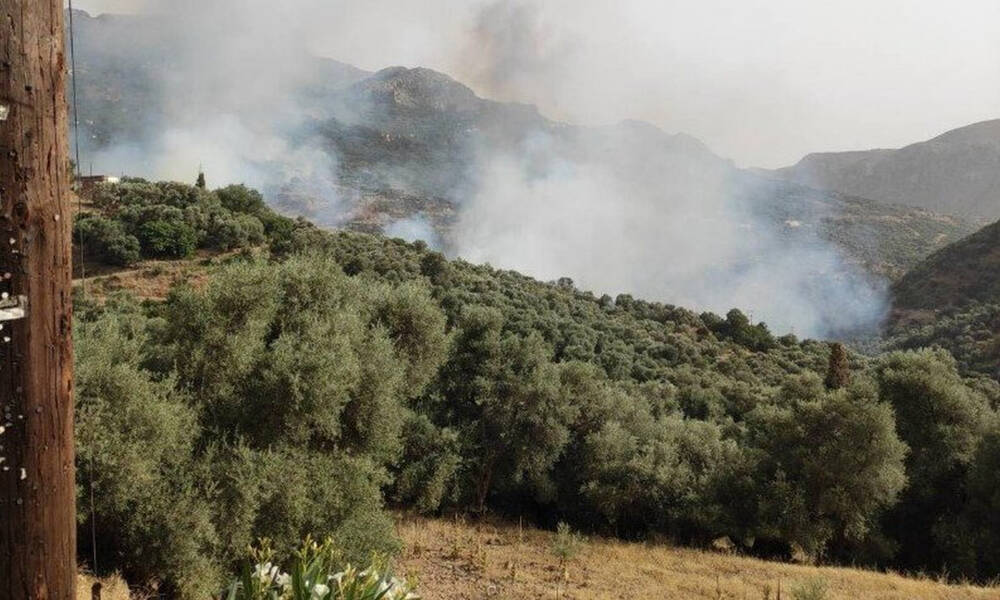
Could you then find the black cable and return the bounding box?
[67,1,82,183]
[66,0,98,576]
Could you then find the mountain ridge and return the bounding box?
[770,119,1000,220]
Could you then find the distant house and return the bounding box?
[76,174,120,196]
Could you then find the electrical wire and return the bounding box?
[66,0,99,576]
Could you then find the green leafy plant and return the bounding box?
[550,522,586,598]
[550,522,586,577]
[74,214,141,266]
[139,219,198,258]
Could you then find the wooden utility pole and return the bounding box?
[0,1,76,599]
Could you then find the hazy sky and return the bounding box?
[73,0,1000,167]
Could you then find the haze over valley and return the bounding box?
[66,4,991,337]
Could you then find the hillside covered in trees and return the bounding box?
[887,218,1000,381]
[73,180,1000,598]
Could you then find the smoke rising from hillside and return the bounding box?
[454,133,888,336]
[72,0,895,336]
[78,0,346,214]
[449,1,890,335]
[460,2,574,109]
[385,217,442,250]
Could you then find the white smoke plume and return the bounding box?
[75,0,346,215]
[70,0,905,336]
[384,216,442,249]
[455,132,888,336]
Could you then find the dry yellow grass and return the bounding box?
[75,259,211,300]
[395,515,1000,600]
[76,573,131,600]
[72,248,243,300]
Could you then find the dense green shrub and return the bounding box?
[139,219,198,258]
[874,350,992,573]
[75,255,443,596]
[944,425,1000,577]
[747,377,907,559]
[74,214,141,266]
[78,179,305,266]
[211,446,399,565]
[217,184,268,215]
[91,178,210,211]
[433,306,575,509]
[213,213,267,250]
[75,302,219,597]
[391,413,461,512]
[702,309,778,351]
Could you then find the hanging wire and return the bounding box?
[67,3,82,184]
[67,0,86,285]
[66,0,99,576]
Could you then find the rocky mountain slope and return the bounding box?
[771,120,1000,221]
[68,10,369,152]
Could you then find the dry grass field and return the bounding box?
[76,573,131,600]
[72,249,244,301]
[395,515,1000,600]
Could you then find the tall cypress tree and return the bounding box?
[825,342,851,390]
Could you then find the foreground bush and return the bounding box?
[76,254,426,595]
[74,214,141,266]
[75,298,219,597]
[224,538,418,600]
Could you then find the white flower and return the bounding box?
[310,583,330,599]
[275,572,291,589]
[251,562,279,585]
